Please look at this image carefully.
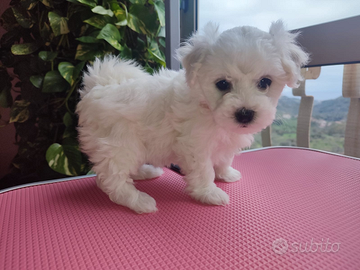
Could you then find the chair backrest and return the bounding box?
[297,15,360,68]
[262,16,360,158]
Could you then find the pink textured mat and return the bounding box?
[1,148,360,269]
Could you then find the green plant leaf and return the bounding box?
[38,51,58,61]
[120,45,132,60]
[96,23,122,51]
[58,62,75,85]
[128,4,158,35]
[136,37,146,51]
[40,22,52,42]
[42,71,69,93]
[127,7,148,34]
[158,36,165,47]
[109,1,127,24]
[12,7,34,28]
[128,0,146,4]
[115,19,127,26]
[75,43,102,61]
[63,112,73,127]
[147,39,165,66]
[153,0,165,27]
[92,6,114,17]
[62,138,83,174]
[30,75,43,88]
[63,123,77,139]
[48,12,70,36]
[21,0,38,10]
[158,26,165,38]
[63,113,77,139]
[46,142,80,176]
[76,0,97,8]
[74,61,86,80]
[11,43,39,55]
[76,36,101,43]
[40,0,53,7]
[9,100,30,123]
[58,61,84,85]
[144,63,154,74]
[84,15,113,29]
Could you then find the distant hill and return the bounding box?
[312,97,350,121]
[276,96,300,117]
[277,96,350,121]
[252,96,349,154]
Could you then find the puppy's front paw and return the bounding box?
[216,167,241,182]
[189,184,229,206]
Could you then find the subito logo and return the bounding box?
[272,238,289,255]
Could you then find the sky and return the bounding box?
[198,0,360,100]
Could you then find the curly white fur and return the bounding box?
[76,21,309,213]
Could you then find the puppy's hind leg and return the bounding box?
[97,172,158,214]
[110,178,157,213]
[95,149,158,213]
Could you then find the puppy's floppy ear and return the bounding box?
[176,22,220,86]
[269,20,310,87]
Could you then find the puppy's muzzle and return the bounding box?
[235,108,255,125]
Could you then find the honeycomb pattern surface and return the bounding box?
[1,148,359,269]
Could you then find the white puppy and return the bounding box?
[76,21,309,213]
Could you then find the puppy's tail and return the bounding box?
[80,55,147,97]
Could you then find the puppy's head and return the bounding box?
[176,21,309,134]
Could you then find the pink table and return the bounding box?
[1,147,359,269]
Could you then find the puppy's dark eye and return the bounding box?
[216,80,231,92]
[258,78,272,91]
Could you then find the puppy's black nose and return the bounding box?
[235,108,255,124]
